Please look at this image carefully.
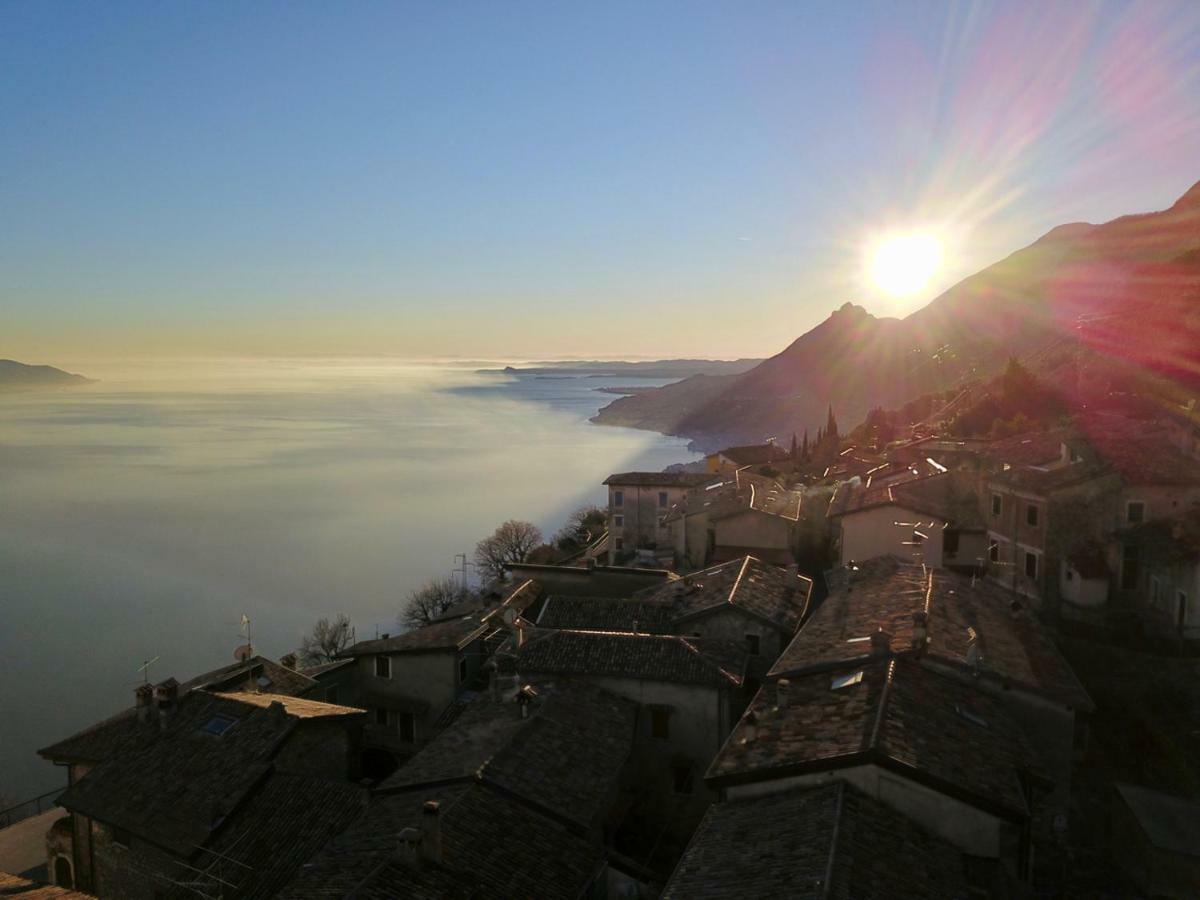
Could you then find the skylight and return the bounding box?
[200,715,237,736]
[831,671,864,690]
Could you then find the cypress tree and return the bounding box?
[790,433,798,460]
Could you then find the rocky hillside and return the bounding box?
[594,181,1200,450]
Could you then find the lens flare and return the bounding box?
[869,233,943,298]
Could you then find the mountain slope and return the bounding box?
[0,359,93,391]
[594,181,1200,450]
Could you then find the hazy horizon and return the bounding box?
[6,2,1200,362]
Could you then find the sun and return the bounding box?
[869,233,943,298]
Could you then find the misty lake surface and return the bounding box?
[0,360,697,798]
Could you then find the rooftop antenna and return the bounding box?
[234,614,253,662]
[137,656,160,685]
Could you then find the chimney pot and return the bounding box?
[395,826,422,865]
[776,678,790,709]
[279,653,297,670]
[380,633,390,641]
[422,800,442,864]
[135,683,154,724]
[155,678,179,730]
[869,629,892,658]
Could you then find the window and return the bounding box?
[991,493,1002,517]
[458,657,468,684]
[943,528,960,556]
[399,712,416,743]
[659,491,669,508]
[1121,544,1140,590]
[1024,551,1039,580]
[614,538,624,551]
[1127,501,1145,524]
[657,515,667,528]
[375,656,391,679]
[614,490,624,508]
[745,633,761,656]
[1178,591,1189,627]
[650,708,671,740]
[1026,504,1039,528]
[989,540,999,563]
[199,714,237,736]
[324,685,340,704]
[374,708,389,727]
[672,761,695,795]
[831,670,864,690]
[613,514,624,528]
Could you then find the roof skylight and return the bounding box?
[200,714,237,736]
[831,670,864,690]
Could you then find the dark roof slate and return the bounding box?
[770,557,1093,710]
[517,629,746,687]
[602,471,719,487]
[662,782,973,900]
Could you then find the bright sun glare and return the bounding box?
[869,233,943,298]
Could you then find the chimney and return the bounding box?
[742,710,758,743]
[135,683,154,724]
[586,557,597,571]
[776,678,790,709]
[869,629,892,658]
[155,678,179,730]
[267,699,288,723]
[380,633,390,641]
[279,653,297,670]
[395,826,422,865]
[911,611,928,652]
[421,801,442,864]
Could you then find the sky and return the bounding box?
[3,1,1200,363]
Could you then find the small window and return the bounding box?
[650,708,671,740]
[989,540,999,563]
[831,670,864,690]
[943,528,960,556]
[1121,544,1140,590]
[399,712,416,743]
[199,715,237,736]
[1065,568,1074,582]
[672,761,695,795]
[458,657,468,684]
[324,685,340,704]
[991,493,1002,517]
[1127,501,1145,524]
[614,490,624,508]
[375,656,391,679]
[613,514,624,528]
[110,825,131,848]
[659,491,668,508]
[614,538,624,551]
[1177,591,1189,626]
[1024,551,1038,580]
[1026,504,1039,528]
[745,634,761,656]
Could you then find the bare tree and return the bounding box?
[474,519,543,580]
[298,614,354,667]
[400,576,473,631]
[553,505,607,550]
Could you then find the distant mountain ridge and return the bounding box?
[0,359,93,391]
[479,359,761,379]
[594,180,1200,450]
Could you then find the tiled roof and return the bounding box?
[162,772,366,900]
[0,872,91,898]
[38,655,317,764]
[378,680,636,830]
[55,690,355,856]
[770,557,1094,711]
[709,443,790,466]
[602,471,719,487]
[301,658,355,678]
[709,471,802,521]
[639,556,813,634]
[828,470,983,528]
[1076,411,1200,487]
[707,660,1043,818]
[517,629,747,687]
[981,428,1073,468]
[535,595,676,632]
[211,691,365,718]
[662,782,973,899]
[340,616,490,657]
[279,784,604,900]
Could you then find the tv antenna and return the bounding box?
[137,656,160,685]
[234,614,254,662]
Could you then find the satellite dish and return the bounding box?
[234,643,253,662]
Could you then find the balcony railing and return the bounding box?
[0,787,65,829]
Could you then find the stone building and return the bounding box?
[603,471,718,562]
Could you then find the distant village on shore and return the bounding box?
[6,359,1200,899]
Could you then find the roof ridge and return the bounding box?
[727,557,751,605]
[868,659,896,751]
[678,636,743,685]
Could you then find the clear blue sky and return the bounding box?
[4,1,1199,361]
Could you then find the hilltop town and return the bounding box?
[5,376,1200,899]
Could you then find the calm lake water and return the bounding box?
[0,359,696,799]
